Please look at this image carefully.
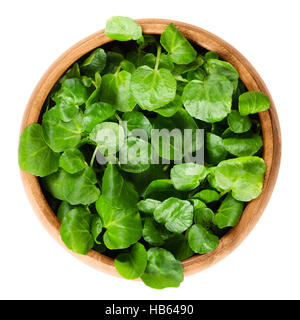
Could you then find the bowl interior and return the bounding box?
[20,19,281,277]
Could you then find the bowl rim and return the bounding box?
[19,18,281,277]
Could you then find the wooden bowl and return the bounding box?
[20,19,281,277]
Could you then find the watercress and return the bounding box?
[19,16,270,290]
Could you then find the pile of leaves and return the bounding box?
[19,16,270,289]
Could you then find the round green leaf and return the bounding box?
[119,137,151,173]
[171,163,207,191]
[213,193,244,228]
[19,123,59,177]
[194,207,214,230]
[142,218,171,246]
[154,95,183,117]
[137,199,161,215]
[141,248,184,289]
[60,208,94,255]
[204,59,239,90]
[223,132,263,157]
[131,66,177,110]
[42,106,83,152]
[227,110,252,133]
[81,48,107,77]
[205,132,228,165]
[122,111,152,138]
[54,78,88,122]
[182,74,233,123]
[105,16,143,41]
[160,23,197,65]
[192,189,220,203]
[214,156,266,201]
[188,224,219,254]
[57,201,76,222]
[89,122,125,156]
[163,233,194,261]
[59,149,86,174]
[144,179,185,201]
[100,71,136,112]
[238,91,270,116]
[83,102,115,132]
[91,215,103,244]
[153,197,193,233]
[115,243,147,280]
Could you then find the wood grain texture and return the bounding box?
[19,19,281,277]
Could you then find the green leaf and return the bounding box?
[60,208,94,254]
[205,132,228,165]
[204,59,239,90]
[152,109,201,161]
[105,16,143,41]
[227,110,252,133]
[57,201,76,222]
[91,215,103,244]
[172,56,204,75]
[238,91,270,116]
[223,132,263,156]
[141,248,184,289]
[213,193,244,228]
[144,179,185,201]
[137,199,161,215]
[54,78,88,122]
[102,51,124,74]
[42,106,83,152]
[187,68,206,81]
[83,102,116,132]
[143,217,171,246]
[59,148,86,174]
[188,224,219,254]
[192,189,220,203]
[182,74,233,123]
[100,71,136,112]
[153,197,193,233]
[120,59,136,73]
[44,167,100,205]
[141,53,174,71]
[122,111,152,138]
[204,51,219,60]
[125,164,169,197]
[171,163,207,191]
[96,164,142,249]
[115,243,147,279]
[154,95,182,117]
[119,137,151,173]
[160,23,197,64]
[131,66,177,110]
[59,63,81,83]
[89,122,125,156]
[213,156,266,201]
[189,198,207,210]
[19,123,59,177]
[81,48,106,77]
[163,233,194,260]
[194,208,214,230]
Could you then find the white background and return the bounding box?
[0,0,299,300]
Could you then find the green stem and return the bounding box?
[154,45,162,71]
[90,146,99,167]
[115,64,122,75]
[115,112,121,122]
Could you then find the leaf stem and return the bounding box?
[154,45,162,71]
[115,112,122,122]
[90,146,99,167]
